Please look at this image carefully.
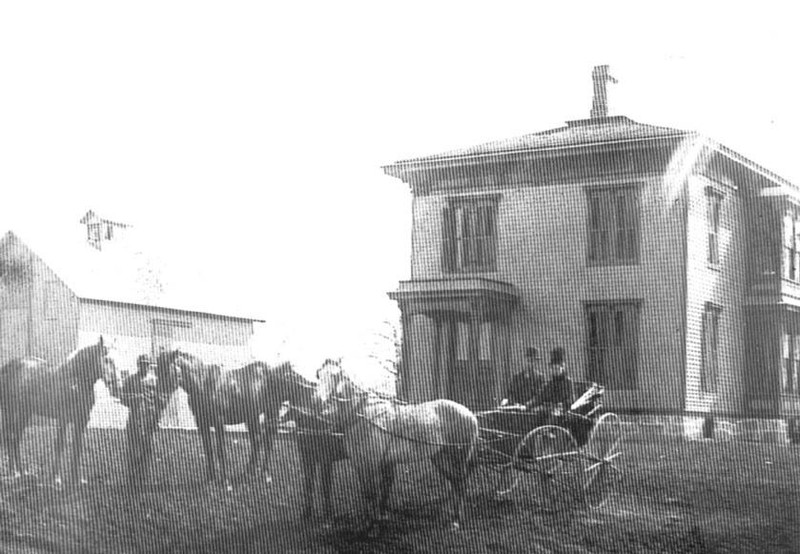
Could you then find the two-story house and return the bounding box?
[383,66,799,437]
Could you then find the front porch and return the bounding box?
[389,277,520,409]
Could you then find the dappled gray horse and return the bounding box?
[317,360,479,530]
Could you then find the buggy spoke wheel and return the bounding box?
[513,426,581,513]
[584,412,623,508]
[471,461,516,500]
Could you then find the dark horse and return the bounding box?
[317,360,479,530]
[278,361,348,521]
[0,336,121,486]
[163,350,318,491]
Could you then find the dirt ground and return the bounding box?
[0,427,798,553]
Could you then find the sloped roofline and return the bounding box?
[0,230,265,323]
[383,117,796,190]
[80,297,265,322]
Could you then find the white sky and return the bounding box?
[1,2,799,375]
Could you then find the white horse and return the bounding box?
[316,360,479,530]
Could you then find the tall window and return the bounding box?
[781,332,800,395]
[587,187,640,265]
[782,209,800,281]
[585,301,640,390]
[706,189,723,266]
[701,303,722,393]
[442,197,498,273]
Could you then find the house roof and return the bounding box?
[384,114,797,191]
[390,116,690,166]
[0,228,263,322]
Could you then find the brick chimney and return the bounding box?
[590,64,618,119]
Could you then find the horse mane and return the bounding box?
[60,342,105,382]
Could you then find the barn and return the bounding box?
[0,210,263,429]
[383,66,800,438]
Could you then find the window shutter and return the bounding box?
[441,206,456,272]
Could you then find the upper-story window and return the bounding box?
[782,208,800,282]
[442,196,498,273]
[707,188,723,266]
[586,187,640,266]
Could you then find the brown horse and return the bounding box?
[163,350,278,491]
[0,336,121,487]
[316,360,479,530]
[278,361,348,521]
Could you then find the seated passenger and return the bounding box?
[500,346,545,407]
[526,346,574,417]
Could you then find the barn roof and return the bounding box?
[0,228,263,322]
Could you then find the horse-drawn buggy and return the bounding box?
[473,382,624,512]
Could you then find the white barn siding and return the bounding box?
[81,302,255,429]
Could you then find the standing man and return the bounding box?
[120,353,174,488]
[501,347,545,407]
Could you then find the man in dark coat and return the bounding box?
[501,347,545,407]
[120,353,175,488]
[536,347,575,413]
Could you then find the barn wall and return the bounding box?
[684,171,749,415]
[81,301,256,429]
[407,145,688,412]
[0,234,79,365]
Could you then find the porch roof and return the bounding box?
[388,277,520,318]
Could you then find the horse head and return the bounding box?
[155,349,184,394]
[98,336,125,396]
[315,358,347,404]
[67,335,122,395]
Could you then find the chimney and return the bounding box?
[590,64,618,119]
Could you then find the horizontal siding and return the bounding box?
[408,146,689,412]
[684,172,747,414]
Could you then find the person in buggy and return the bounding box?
[524,347,575,425]
[500,346,545,407]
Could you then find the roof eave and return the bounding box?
[383,132,692,181]
[78,296,266,323]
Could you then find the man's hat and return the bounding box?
[137,354,154,367]
[550,347,565,366]
[525,347,540,360]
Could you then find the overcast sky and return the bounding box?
[1,2,798,374]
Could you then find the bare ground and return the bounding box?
[0,427,798,553]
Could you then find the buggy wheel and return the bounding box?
[513,426,582,513]
[583,412,623,509]
[470,461,515,501]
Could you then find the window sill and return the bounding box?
[587,261,640,268]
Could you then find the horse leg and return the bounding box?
[6,412,26,478]
[321,461,335,523]
[215,422,232,492]
[432,447,471,529]
[261,417,277,484]
[198,425,216,483]
[69,417,89,486]
[378,462,396,521]
[245,418,261,477]
[300,453,316,520]
[353,462,380,532]
[52,422,68,487]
